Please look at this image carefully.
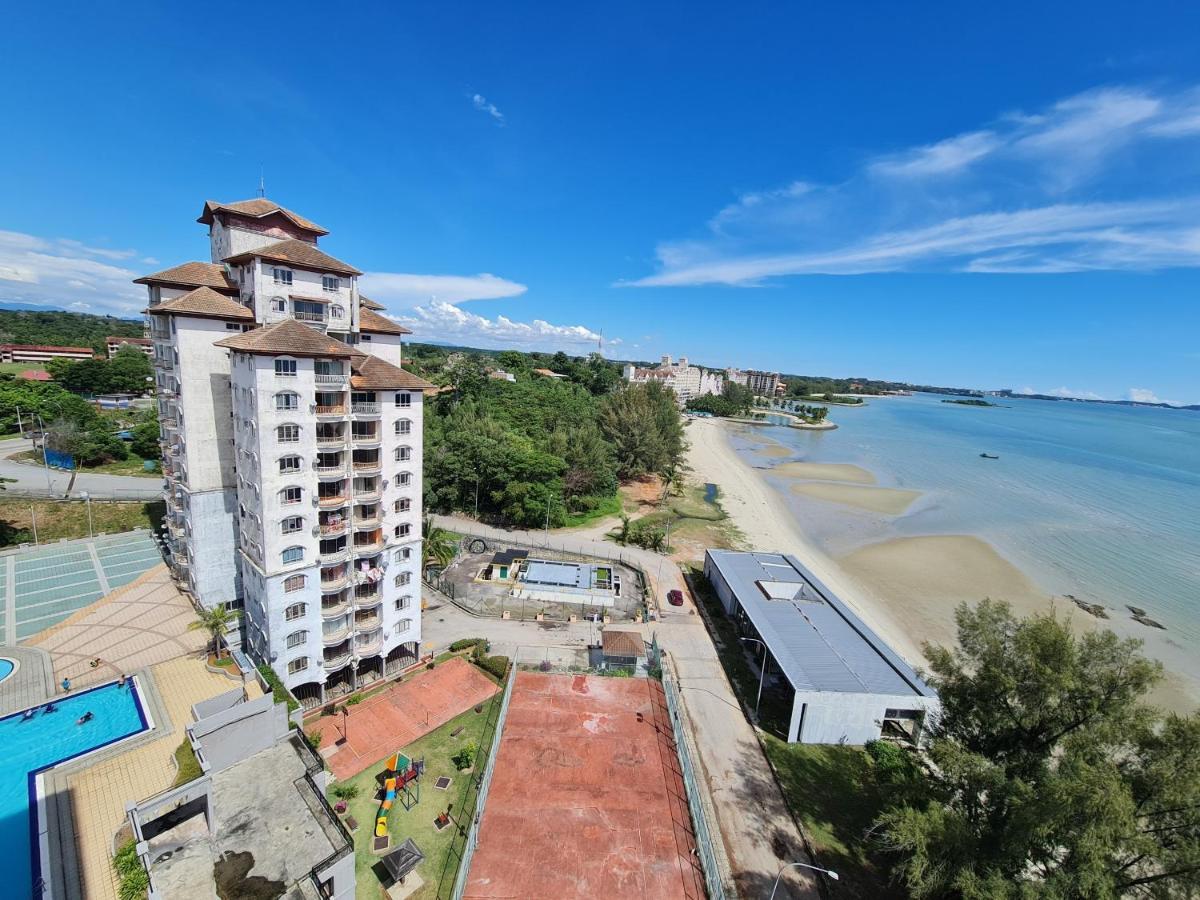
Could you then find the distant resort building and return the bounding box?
[0,343,95,364]
[704,550,940,745]
[623,355,723,405]
[726,367,785,397]
[106,335,154,358]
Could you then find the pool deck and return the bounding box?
[0,643,55,715]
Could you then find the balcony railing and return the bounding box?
[315,405,347,417]
[322,623,352,646]
[353,512,382,530]
[351,402,381,415]
[353,483,381,501]
[319,520,348,537]
[353,538,384,556]
[314,372,346,385]
[354,611,381,631]
[351,430,381,446]
[354,632,384,658]
[320,569,350,591]
[352,459,381,474]
[322,595,350,618]
[316,433,345,446]
[318,494,348,508]
[294,311,326,323]
[323,647,353,670]
[172,551,189,569]
[320,547,350,565]
[315,464,348,479]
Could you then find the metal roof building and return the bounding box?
[704,549,939,745]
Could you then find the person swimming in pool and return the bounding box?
[43,702,57,713]
[22,708,35,721]
[117,673,126,688]
[76,711,94,726]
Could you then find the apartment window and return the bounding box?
[361,334,372,341]
[396,619,411,634]
[286,630,307,649]
[279,455,302,473]
[330,304,345,319]
[287,656,308,674]
[273,268,293,285]
[395,523,412,538]
[281,516,304,535]
[281,486,302,505]
[395,392,411,408]
[322,275,340,292]
[284,574,306,592]
[225,322,243,330]
[394,419,411,435]
[275,359,297,376]
[276,392,299,411]
[394,498,411,513]
[395,446,412,462]
[271,297,287,312]
[285,602,306,621]
[394,595,411,610]
[397,471,412,487]
[277,424,300,443]
[398,547,412,561]
[282,546,304,564]
[395,571,411,587]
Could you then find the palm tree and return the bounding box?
[189,603,239,659]
[423,517,457,573]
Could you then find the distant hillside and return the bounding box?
[0,310,143,354]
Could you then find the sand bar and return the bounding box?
[791,481,921,515]
[769,461,876,483]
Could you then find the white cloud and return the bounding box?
[627,83,1200,287]
[394,300,600,352]
[358,272,526,308]
[1126,387,1179,406]
[1048,386,1105,400]
[471,93,505,124]
[0,229,146,315]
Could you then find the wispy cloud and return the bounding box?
[627,85,1200,287]
[393,300,599,351]
[471,93,505,125]
[0,229,145,315]
[359,272,526,307]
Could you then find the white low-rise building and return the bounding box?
[622,354,723,405]
[139,198,433,708]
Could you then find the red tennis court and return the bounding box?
[465,672,706,899]
[317,657,500,780]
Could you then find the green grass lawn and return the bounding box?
[0,497,164,547]
[760,737,901,898]
[0,362,48,376]
[327,693,503,900]
[6,448,161,477]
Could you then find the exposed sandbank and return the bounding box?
[769,461,876,484]
[791,481,921,515]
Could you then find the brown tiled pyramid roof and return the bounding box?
[198,198,328,235]
[224,239,361,276]
[146,287,254,320]
[601,629,644,657]
[133,261,238,293]
[349,354,433,390]
[215,319,354,357]
[358,306,411,335]
[358,295,386,311]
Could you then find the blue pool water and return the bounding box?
[0,681,149,897]
[0,659,14,682]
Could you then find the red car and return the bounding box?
[667,590,684,607]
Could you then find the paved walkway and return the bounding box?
[430,515,820,899]
[29,564,207,689]
[316,656,500,781]
[64,657,236,900]
[0,437,163,499]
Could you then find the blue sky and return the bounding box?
[2,2,1199,403]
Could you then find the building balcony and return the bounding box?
[353,512,382,530]
[352,459,381,474]
[317,493,349,509]
[353,537,384,556]
[322,623,352,646]
[351,430,381,447]
[314,464,348,480]
[321,596,350,619]
[314,372,347,385]
[323,645,353,671]
[153,358,174,371]
[353,483,381,502]
[351,402,381,416]
[316,432,345,447]
[293,311,326,324]
[354,608,381,630]
[171,551,189,570]
[354,630,384,658]
[315,405,347,418]
[320,569,350,591]
[320,547,350,565]
[319,519,348,538]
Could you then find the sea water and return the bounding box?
[731,394,1200,658]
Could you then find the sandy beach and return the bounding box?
[789,481,921,515]
[685,417,1196,711]
[769,461,876,483]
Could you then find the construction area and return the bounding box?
[434,541,647,623]
[463,671,706,899]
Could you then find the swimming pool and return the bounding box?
[0,657,14,682]
[0,680,150,898]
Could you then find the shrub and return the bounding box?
[450,637,486,652]
[476,654,510,681]
[331,782,360,801]
[345,693,364,706]
[257,664,300,713]
[307,729,323,749]
[113,839,150,900]
[452,742,477,770]
[171,738,203,787]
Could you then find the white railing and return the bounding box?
[351,402,381,415]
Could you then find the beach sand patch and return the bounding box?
[790,481,919,515]
[772,462,876,484]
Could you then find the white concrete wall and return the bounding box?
[789,690,940,745]
[209,216,316,264]
[377,383,423,656]
[359,332,403,367]
[249,259,355,328]
[174,317,237,492]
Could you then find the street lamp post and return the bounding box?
[768,861,840,899]
[80,491,93,539]
[739,636,767,721]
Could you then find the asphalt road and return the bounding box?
[0,437,164,499]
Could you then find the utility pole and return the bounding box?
[30,505,38,544]
[35,413,53,493]
[81,491,93,539]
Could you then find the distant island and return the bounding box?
[942,398,1000,408]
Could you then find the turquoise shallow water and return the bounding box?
[0,681,148,896]
[731,394,1200,676]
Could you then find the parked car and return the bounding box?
[667,589,684,606]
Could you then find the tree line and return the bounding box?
[422,349,684,528]
[0,310,143,354]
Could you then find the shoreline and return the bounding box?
[685,417,1198,713]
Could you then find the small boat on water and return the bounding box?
[980,453,999,459]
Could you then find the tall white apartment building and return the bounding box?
[622,354,723,405]
[138,198,432,708]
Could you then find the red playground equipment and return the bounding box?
[375,752,424,838]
